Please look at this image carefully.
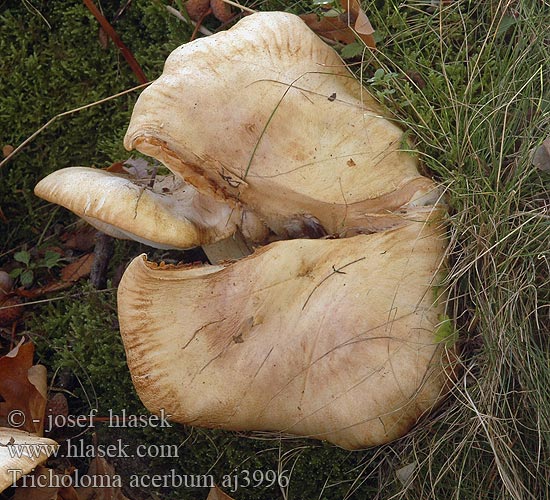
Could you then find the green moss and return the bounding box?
[435,314,458,346]
[0,0,189,251]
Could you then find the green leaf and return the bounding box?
[9,268,23,278]
[14,250,31,266]
[43,250,62,269]
[340,42,364,59]
[20,269,34,287]
[373,68,385,80]
[496,14,517,36]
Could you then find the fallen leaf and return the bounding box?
[211,0,233,23]
[339,0,376,47]
[122,157,155,179]
[0,295,23,326]
[103,161,126,173]
[10,457,126,499]
[2,145,14,157]
[301,3,375,49]
[186,0,210,21]
[12,465,79,500]
[16,254,95,300]
[60,254,95,282]
[45,393,69,431]
[300,13,356,45]
[0,340,48,435]
[61,224,97,252]
[207,485,235,500]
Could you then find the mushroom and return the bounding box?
[123,12,441,239]
[118,208,452,449]
[0,427,58,492]
[35,166,269,260]
[34,11,455,449]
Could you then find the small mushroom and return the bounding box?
[0,428,58,492]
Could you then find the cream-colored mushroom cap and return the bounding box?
[124,11,439,237]
[34,167,243,249]
[118,210,454,450]
[0,428,58,492]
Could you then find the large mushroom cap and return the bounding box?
[124,11,439,237]
[118,209,454,450]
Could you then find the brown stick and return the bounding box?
[83,0,148,84]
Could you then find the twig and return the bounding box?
[0,82,151,169]
[220,0,256,15]
[90,232,114,290]
[190,7,212,41]
[83,0,148,84]
[165,5,214,36]
[302,257,366,310]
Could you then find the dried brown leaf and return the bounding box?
[532,136,550,172]
[301,3,376,49]
[339,0,376,47]
[299,13,356,45]
[12,465,79,500]
[0,295,23,326]
[0,341,47,435]
[211,0,233,23]
[2,145,14,158]
[17,254,95,300]
[45,393,69,428]
[77,457,128,500]
[61,225,97,252]
[207,485,235,500]
[60,254,95,282]
[186,0,210,21]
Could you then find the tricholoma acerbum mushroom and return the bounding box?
[35,12,455,450]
